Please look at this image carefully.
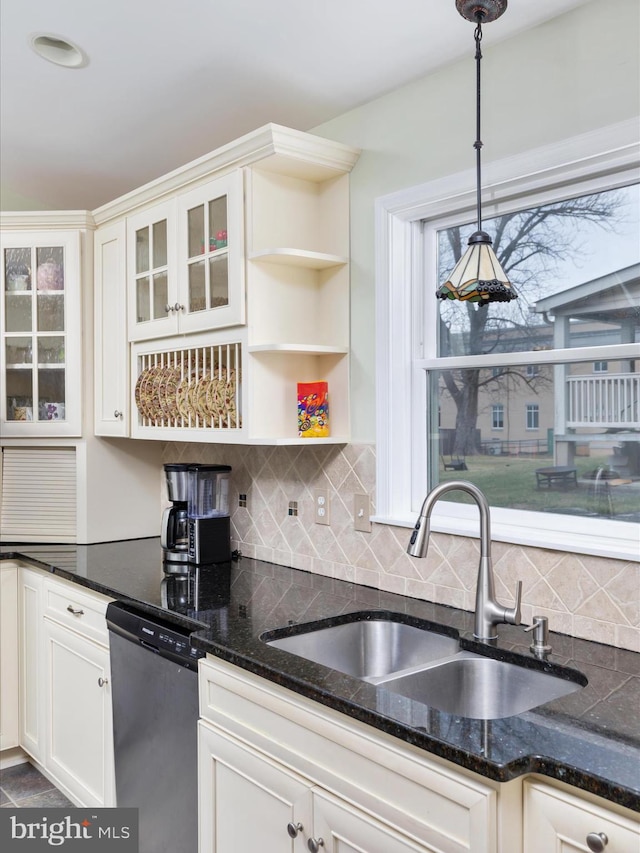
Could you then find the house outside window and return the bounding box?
[492,404,504,430]
[374,121,639,560]
[594,361,609,372]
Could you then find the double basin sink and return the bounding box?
[262,614,586,720]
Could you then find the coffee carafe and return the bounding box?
[187,464,232,564]
[161,463,191,563]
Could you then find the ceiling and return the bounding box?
[1,0,590,212]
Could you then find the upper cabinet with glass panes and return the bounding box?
[1,230,82,436]
[127,172,243,342]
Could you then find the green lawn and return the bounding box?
[439,454,640,518]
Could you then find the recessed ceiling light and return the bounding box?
[30,33,88,68]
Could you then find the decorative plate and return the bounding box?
[148,368,164,421]
[141,366,162,421]
[134,368,150,417]
[205,378,223,420]
[194,377,212,420]
[176,376,192,420]
[161,367,181,420]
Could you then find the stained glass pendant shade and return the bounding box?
[437,0,517,307]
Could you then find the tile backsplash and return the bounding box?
[163,442,639,652]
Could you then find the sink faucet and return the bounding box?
[407,480,522,641]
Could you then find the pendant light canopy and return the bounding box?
[437,0,517,307]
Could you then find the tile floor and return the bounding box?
[0,762,73,808]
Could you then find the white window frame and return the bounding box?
[526,404,539,431]
[374,119,640,561]
[492,404,504,431]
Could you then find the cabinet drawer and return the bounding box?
[524,780,639,852]
[43,577,112,647]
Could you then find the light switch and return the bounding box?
[353,494,371,533]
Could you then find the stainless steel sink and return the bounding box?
[263,614,585,719]
[265,617,459,679]
[381,651,584,719]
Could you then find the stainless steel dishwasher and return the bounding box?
[106,601,204,853]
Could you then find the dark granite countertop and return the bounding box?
[2,539,639,812]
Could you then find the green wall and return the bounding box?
[311,0,640,442]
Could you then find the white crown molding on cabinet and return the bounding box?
[0,210,95,230]
[92,123,360,226]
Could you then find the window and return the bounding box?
[492,404,504,430]
[594,361,609,372]
[526,404,539,431]
[375,120,639,559]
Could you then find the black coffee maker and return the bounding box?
[187,464,232,564]
[161,463,190,564]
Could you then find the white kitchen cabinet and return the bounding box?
[199,655,500,853]
[199,721,435,853]
[127,173,243,343]
[198,722,313,852]
[43,617,114,807]
[126,198,177,342]
[0,441,162,544]
[244,163,351,443]
[18,566,45,763]
[16,568,115,807]
[94,219,128,436]
[1,228,83,437]
[94,123,359,445]
[523,779,639,853]
[0,563,19,751]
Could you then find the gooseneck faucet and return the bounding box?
[407,480,522,640]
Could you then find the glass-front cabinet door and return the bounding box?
[177,171,244,333]
[127,199,178,342]
[127,173,243,343]
[1,230,81,436]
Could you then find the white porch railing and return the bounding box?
[567,372,640,428]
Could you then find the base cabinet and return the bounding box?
[43,618,114,806]
[199,656,500,853]
[18,566,45,763]
[0,564,19,750]
[199,722,312,852]
[16,567,115,807]
[199,722,433,853]
[523,780,639,853]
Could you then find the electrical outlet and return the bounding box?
[314,489,330,525]
[353,493,371,532]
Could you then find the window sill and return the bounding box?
[372,506,640,563]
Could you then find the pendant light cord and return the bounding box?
[474,18,483,233]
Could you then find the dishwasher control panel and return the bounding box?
[106,601,204,671]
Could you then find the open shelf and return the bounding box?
[248,248,347,270]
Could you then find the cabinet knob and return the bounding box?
[286,822,303,839]
[66,605,84,616]
[173,302,184,312]
[98,677,109,687]
[586,833,608,852]
[165,303,174,313]
[114,409,123,419]
[307,839,324,853]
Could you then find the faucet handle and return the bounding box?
[504,580,522,626]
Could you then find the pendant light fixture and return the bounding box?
[437,0,517,307]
